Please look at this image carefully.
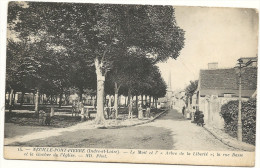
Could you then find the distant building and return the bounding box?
[157,70,185,110]
[196,57,257,129]
[157,97,168,109]
[172,90,186,113]
[166,70,174,108]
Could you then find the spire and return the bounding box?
[167,70,172,92]
[166,70,173,108]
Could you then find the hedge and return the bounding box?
[220,99,256,145]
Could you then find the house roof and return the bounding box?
[199,67,257,97]
[158,97,168,103]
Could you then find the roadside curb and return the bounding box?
[203,125,255,151]
[97,110,168,129]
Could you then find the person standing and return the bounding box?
[182,106,185,116]
[78,101,85,121]
[146,104,151,118]
[138,104,143,119]
[104,104,108,119]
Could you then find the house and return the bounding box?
[172,90,186,113]
[156,71,187,111]
[197,59,257,129]
[157,97,168,109]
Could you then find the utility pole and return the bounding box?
[236,58,256,141]
[237,60,242,142]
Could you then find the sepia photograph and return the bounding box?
[2,0,259,167]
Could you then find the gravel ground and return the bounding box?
[143,110,236,151]
[5,109,235,151]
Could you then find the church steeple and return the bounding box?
[167,70,172,92]
[166,70,173,109]
[166,70,173,99]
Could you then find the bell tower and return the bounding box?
[166,70,173,108]
[167,70,172,93]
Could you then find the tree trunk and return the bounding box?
[141,94,143,106]
[35,89,40,117]
[125,96,127,107]
[149,95,151,107]
[94,58,106,124]
[92,96,95,108]
[155,97,158,109]
[127,93,130,107]
[7,91,10,105]
[104,95,106,107]
[42,94,44,104]
[145,95,147,105]
[128,89,133,119]
[114,82,120,118]
[64,94,69,105]
[20,91,25,106]
[152,96,155,108]
[114,92,119,118]
[55,95,58,104]
[112,95,114,107]
[14,91,16,104]
[39,94,42,104]
[43,94,46,104]
[59,93,63,108]
[9,88,14,113]
[135,95,138,110]
[107,95,112,118]
[32,93,35,104]
[79,88,83,102]
[50,95,53,105]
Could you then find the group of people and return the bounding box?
[182,106,205,126]
[138,104,151,119]
[38,109,51,126]
[72,101,84,116]
[72,100,153,120]
[193,110,205,126]
[104,105,116,119]
[182,106,192,119]
[72,101,92,121]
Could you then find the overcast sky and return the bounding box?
[157,6,258,91]
[5,4,259,92]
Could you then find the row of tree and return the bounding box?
[7,2,185,124]
[185,80,198,107]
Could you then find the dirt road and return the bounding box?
[6,109,235,151]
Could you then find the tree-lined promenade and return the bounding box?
[6,2,185,124]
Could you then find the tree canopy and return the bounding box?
[7,2,185,123]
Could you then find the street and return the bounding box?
[6,109,235,151]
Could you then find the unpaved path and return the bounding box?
[142,109,235,150]
[5,109,235,150]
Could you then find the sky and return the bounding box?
[5,3,259,92]
[157,6,259,91]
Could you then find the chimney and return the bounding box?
[208,62,218,70]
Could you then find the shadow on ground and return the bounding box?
[8,126,174,150]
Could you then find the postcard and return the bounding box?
[3,1,259,167]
